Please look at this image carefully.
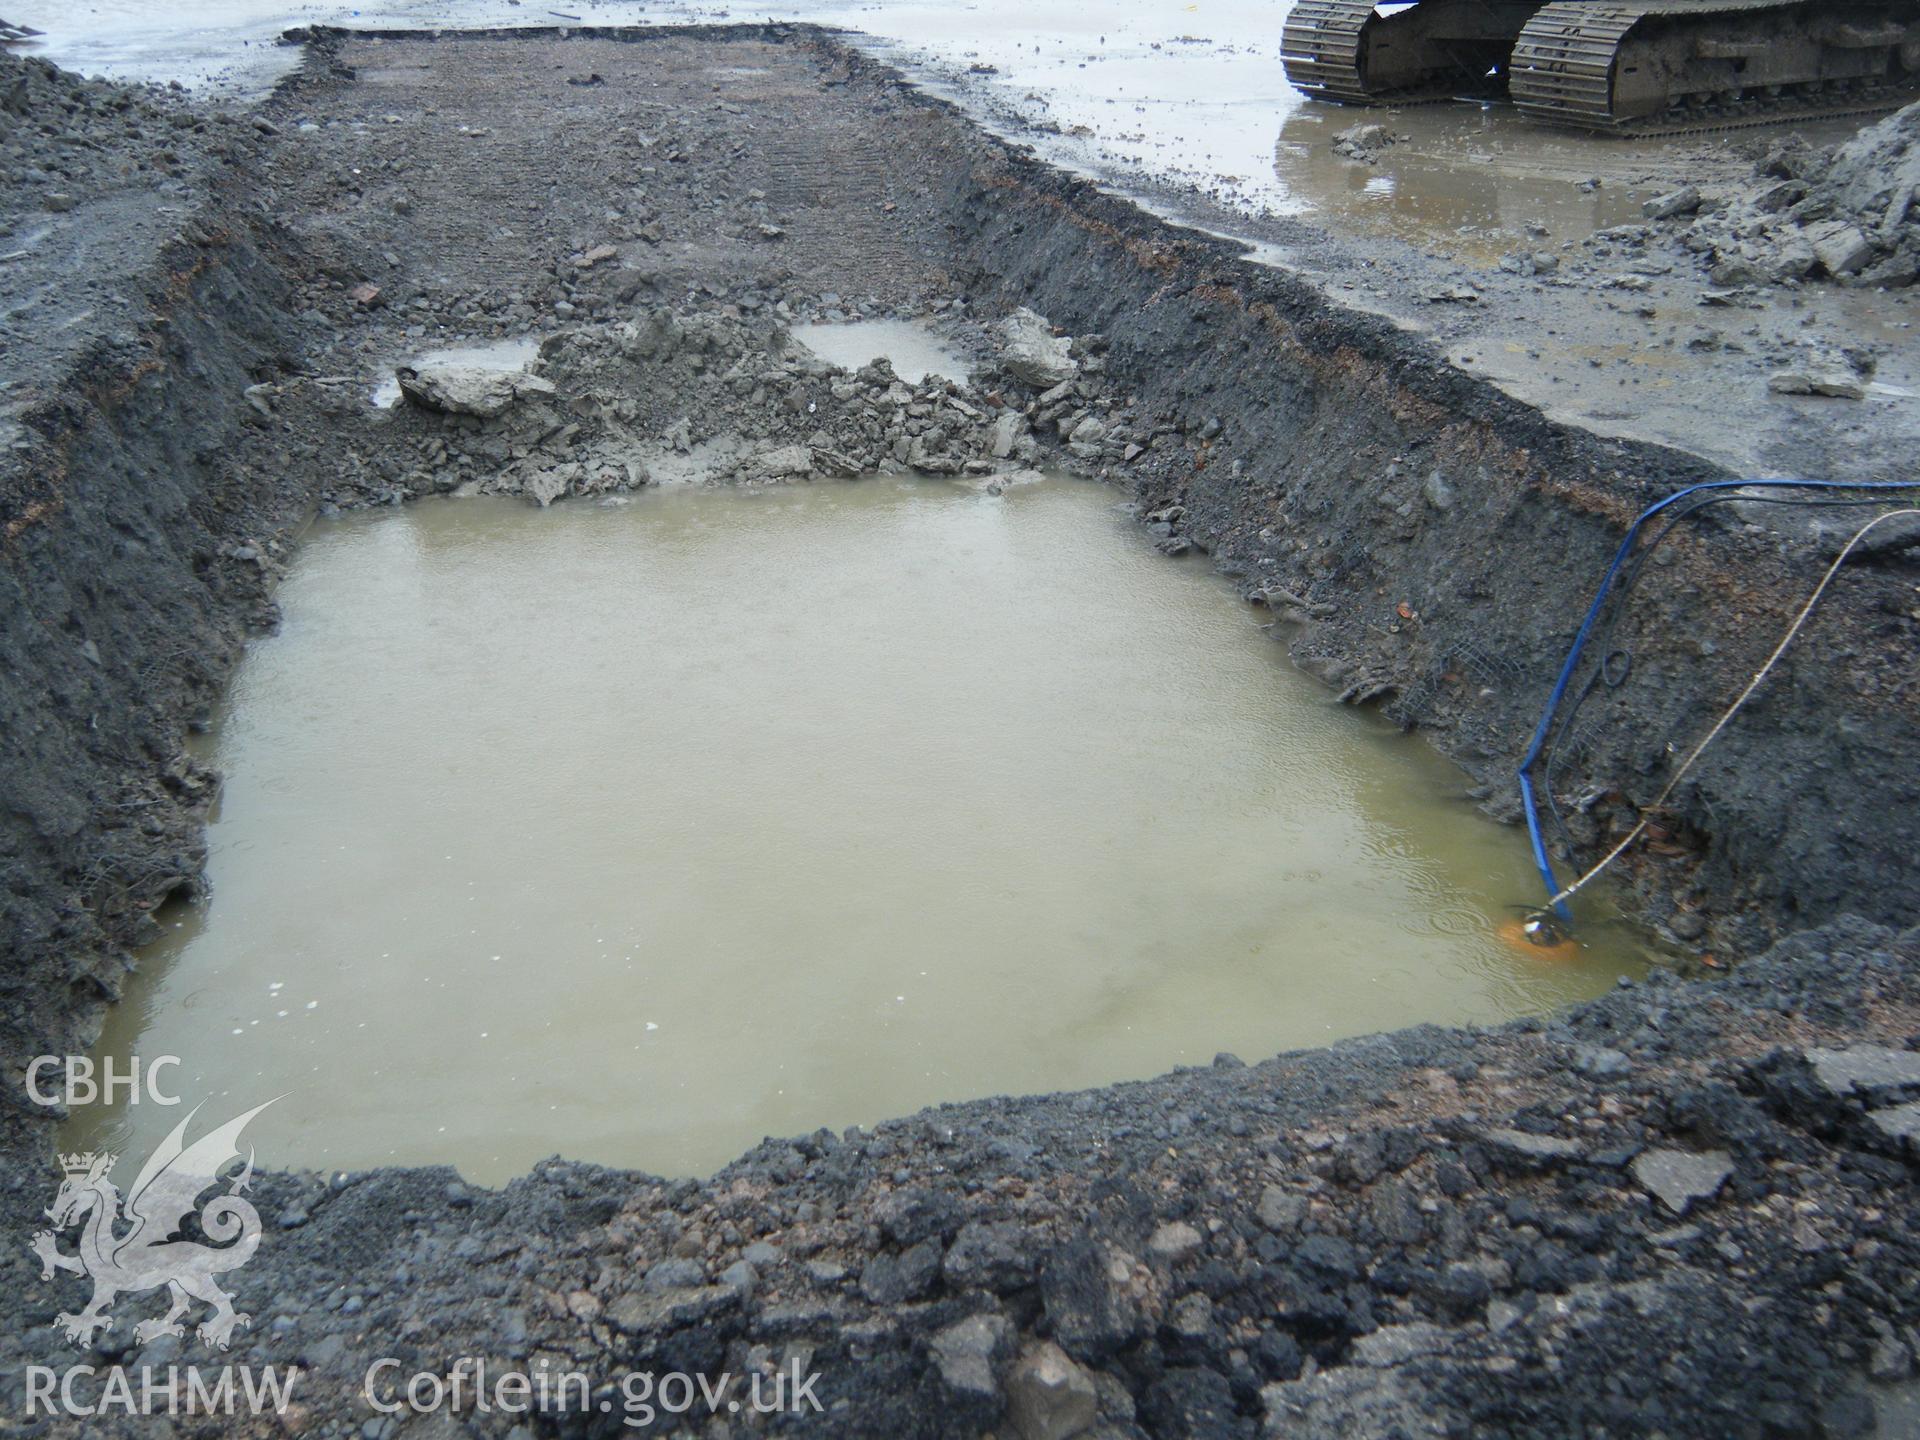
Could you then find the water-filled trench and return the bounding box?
[69,473,1648,1184]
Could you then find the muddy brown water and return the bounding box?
[68,475,1648,1184]
[1271,103,1657,261]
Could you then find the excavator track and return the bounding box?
[1282,0,1524,102]
[1511,0,1920,133]
[1282,0,1378,102]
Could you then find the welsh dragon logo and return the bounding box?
[31,1100,275,1350]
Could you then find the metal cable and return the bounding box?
[1547,506,1920,909]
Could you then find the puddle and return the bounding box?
[792,319,971,386]
[1272,103,1656,261]
[68,475,1646,1184]
[370,335,544,408]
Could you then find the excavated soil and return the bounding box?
[2,24,1919,1439]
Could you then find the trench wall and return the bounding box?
[1,23,1916,1196]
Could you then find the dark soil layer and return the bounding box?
[1,26,1918,1438]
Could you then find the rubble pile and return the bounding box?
[1652,102,1920,289]
[292,299,1158,511]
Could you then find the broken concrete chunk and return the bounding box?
[1331,122,1400,161]
[1643,185,1701,221]
[524,470,568,508]
[1807,1045,1920,1102]
[1480,1127,1584,1166]
[1768,367,1866,399]
[1804,219,1875,277]
[1868,1100,1920,1154]
[1147,1221,1204,1262]
[1574,1044,1632,1079]
[1006,1341,1099,1440]
[396,363,556,418]
[997,307,1078,389]
[929,1312,1012,1401]
[1632,1147,1733,1215]
[988,411,1027,459]
[1256,1185,1307,1233]
[748,442,814,479]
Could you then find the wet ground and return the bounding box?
[12,1,1919,483]
[793,318,971,386]
[68,476,1642,1183]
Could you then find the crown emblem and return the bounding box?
[58,1152,105,1176]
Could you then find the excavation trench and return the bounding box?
[66,473,1643,1185]
[2,23,1917,1435]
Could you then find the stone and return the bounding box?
[1428,1262,1492,1318]
[605,1284,738,1333]
[1147,1221,1204,1262]
[944,1221,1042,1293]
[1067,414,1106,446]
[1573,1045,1632,1079]
[1040,1239,1140,1359]
[1643,185,1701,220]
[1709,255,1768,286]
[929,1312,1012,1401]
[1805,220,1875,276]
[396,364,555,418]
[1263,1365,1448,1436]
[1819,1391,1877,1438]
[1165,1291,1215,1344]
[1142,1368,1242,1437]
[1480,1127,1584,1166]
[1335,123,1392,149]
[874,1186,963,1245]
[1006,1341,1099,1440]
[1668,910,1707,941]
[1352,1323,1449,1368]
[1851,252,1920,288]
[1256,1186,1307,1233]
[859,1238,942,1304]
[804,1259,848,1286]
[1807,1045,1920,1101]
[989,411,1026,458]
[1867,1100,1920,1153]
[1294,1233,1361,1280]
[997,307,1078,389]
[1760,234,1818,281]
[1421,469,1454,511]
[644,1256,706,1290]
[1632,1147,1733,1215]
[1768,367,1866,400]
[1252,1329,1304,1381]
[748,442,814,479]
[1331,123,1397,161]
[1871,1336,1915,1382]
[524,470,568,508]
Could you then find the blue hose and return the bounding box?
[1520,478,1919,917]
